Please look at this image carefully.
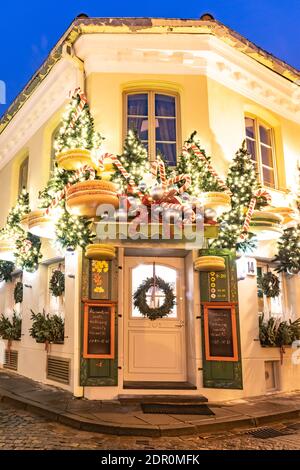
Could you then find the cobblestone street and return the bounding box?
[0,402,300,450]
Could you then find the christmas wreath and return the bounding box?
[133,276,175,321]
[258,271,280,298]
[49,270,65,297]
[14,282,23,304]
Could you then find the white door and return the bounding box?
[124,257,187,382]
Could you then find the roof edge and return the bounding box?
[1,17,300,135]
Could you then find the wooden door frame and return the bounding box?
[123,255,187,382]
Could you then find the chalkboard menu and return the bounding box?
[83,302,115,359]
[203,303,238,362]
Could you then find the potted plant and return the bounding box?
[30,310,65,347]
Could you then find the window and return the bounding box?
[131,264,177,318]
[256,264,286,318]
[125,91,178,166]
[18,157,29,194]
[50,125,60,171]
[245,117,276,189]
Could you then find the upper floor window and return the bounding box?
[50,125,60,171]
[18,156,29,194]
[245,116,276,189]
[125,91,178,166]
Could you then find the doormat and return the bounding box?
[141,403,215,415]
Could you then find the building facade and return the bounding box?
[0,16,299,401]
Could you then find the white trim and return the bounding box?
[74,33,300,123]
[0,57,83,171]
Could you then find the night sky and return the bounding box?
[0,1,299,117]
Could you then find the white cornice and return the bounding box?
[74,33,300,123]
[0,58,83,170]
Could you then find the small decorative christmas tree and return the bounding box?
[274,225,300,274]
[54,92,103,154]
[0,189,30,237]
[111,129,150,193]
[176,131,222,196]
[39,165,74,209]
[212,141,265,251]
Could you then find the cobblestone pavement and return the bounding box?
[0,402,300,450]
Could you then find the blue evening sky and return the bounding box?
[0,1,299,116]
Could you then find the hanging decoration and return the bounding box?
[54,89,103,171]
[55,209,94,251]
[91,260,109,294]
[14,233,42,273]
[274,225,300,274]
[49,270,65,297]
[238,189,272,241]
[0,261,14,283]
[14,281,23,304]
[133,263,175,320]
[194,255,225,272]
[258,271,280,298]
[86,244,116,260]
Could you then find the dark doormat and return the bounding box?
[141,403,215,415]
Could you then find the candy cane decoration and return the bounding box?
[45,165,96,215]
[239,189,272,241]
[182,143,231,195]
[150,158,167,190]
[69,88,88,129]
[167,174,191,194]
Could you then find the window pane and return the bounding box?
[262,167,275,187]
[128,117,148,141]
[155,94,176,117]
[156,118,176,142]
[261,145,274,168]
[156,143,177,166]
[259,125,272,146]
[245,117,255,139]
[132,264,177,318]
[19,157,29,194]
[246,138,257,162]
[127,94,148,116]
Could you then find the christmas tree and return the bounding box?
[54,92,103,154]
[176,131,222,197]
[39,165,74,209]
[274,225,300,274]
[111,129,150,193]
[0,189,30,238]
[211,141,266,251]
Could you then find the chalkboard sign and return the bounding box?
[83,301,115,359]
[203,303,238,362]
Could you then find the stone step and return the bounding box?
[118,394,208,405]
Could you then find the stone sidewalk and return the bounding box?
[0,370,299,437]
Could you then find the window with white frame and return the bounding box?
[18,156,29,194]
[125,91,179,166]
[245,116,276,189]
[48,262,65,316]
[256,263,286,318]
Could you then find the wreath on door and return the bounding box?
[49,270,65,297]
[133,275,176,321]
